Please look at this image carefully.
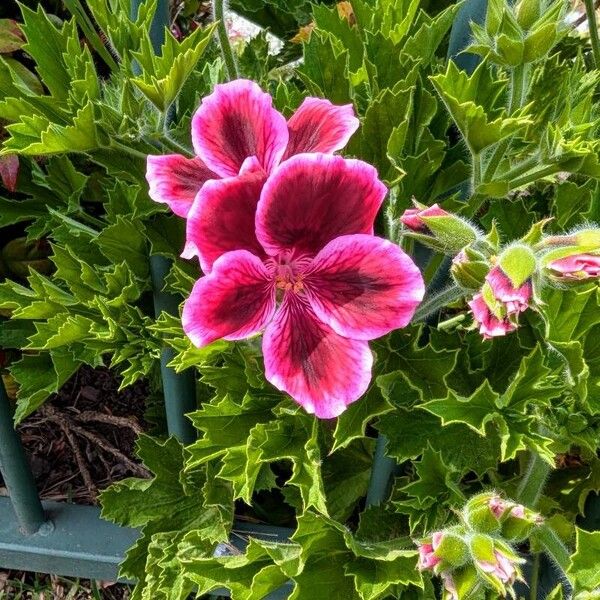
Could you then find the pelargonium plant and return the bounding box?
[2,0,600,598]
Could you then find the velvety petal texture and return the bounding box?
[146,154,218,217]
[283,98,359,160]
[191,79,288,178]
[183,167,267,273]
[182,251,275,347]
[262,294,373,419]
[304,235,425,340]
[256,153,387,257]
[468,293,517,339]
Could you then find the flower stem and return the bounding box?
[509,164,560,190]
[213,0,239,81]
[533,524,572,574]
[483,65,528,181]
[412,284,467,323]
[472,152,482,191]
[516,451,551,509]
[584,0,600,68]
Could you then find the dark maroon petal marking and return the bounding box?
[256,153,387,257]
[262,293,372,418]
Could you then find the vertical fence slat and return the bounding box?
[0,377,47,535]
[131,0,198,445]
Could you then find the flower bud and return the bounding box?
[497,244,537,288]
[417,532,443,571]
[515,0,540,29]
[400,203,448,232]
[464,493,505,533]
[400,203,479,254]
[468,266,532,339]
[575,229,600,250]
[547,253,600,280]
[501,504,544,541]
[434,532,470,569]
[450,250,490,290]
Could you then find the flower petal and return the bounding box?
[282,98,359,160]
[146,154,218,218]
[182,250,275,347]
[183,166,267,273]
[191,79,288,178]
[303,234,425,340]
[263,294,372,419]
[256,153,387,257]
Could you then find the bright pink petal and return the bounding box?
[182,250,275,347]
[400,204,448,231]
[468,293,516,339]
[146,154,218,218]
[303,234,425,340]
[262,294,372,419]
[256,153,387,257]
[182,167,267,273]
[191,79,288,178]
[486,267,531,308]
[549,254,600,278]
[282,98,359,160]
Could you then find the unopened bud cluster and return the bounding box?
[417,493,543,599]
[467,0,566,66]
[400,203,600,340]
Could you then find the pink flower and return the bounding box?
[146,79,359,217]
[477,551,517,584]
[418,532,444,571]
[468,267,532,339]
[181,154,425,418]
[400,203,448,231]
[548,254,600,279]
[488,496,507,519]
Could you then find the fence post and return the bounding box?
[0,377,48,535]
[131,0,198,444]
[365,0,488,508]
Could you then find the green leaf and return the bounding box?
[430,60,531,154]
[567,529,600,592]
[100,436,232,581]
[298,31,351,104]
[10,350,81,422]
[131,24,216,111]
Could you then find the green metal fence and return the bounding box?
[0,0,485,595]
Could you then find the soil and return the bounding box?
[0,365,151,599]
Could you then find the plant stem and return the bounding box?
[413,284,467,323]
[106,139,149,160]
[213,0,239,81]
[483,65,528,181]
[509,164,560,190]
[516,451,551,508]
[472,152,482,191]
[160,134,194,156]
[584,0,600,68]
[533,525,572,574]
[501,154,540,182]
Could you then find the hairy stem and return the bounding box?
[584,0,600,68]
[484,65,528,181]
[534,524,572,575]
[413,284,467,323]
[517,451,551,508]
[472,152,482,191]
[213,0,239,81]
[509,164,561,190]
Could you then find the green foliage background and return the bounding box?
[1,0,600,598]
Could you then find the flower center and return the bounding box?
[269,250,311,295]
